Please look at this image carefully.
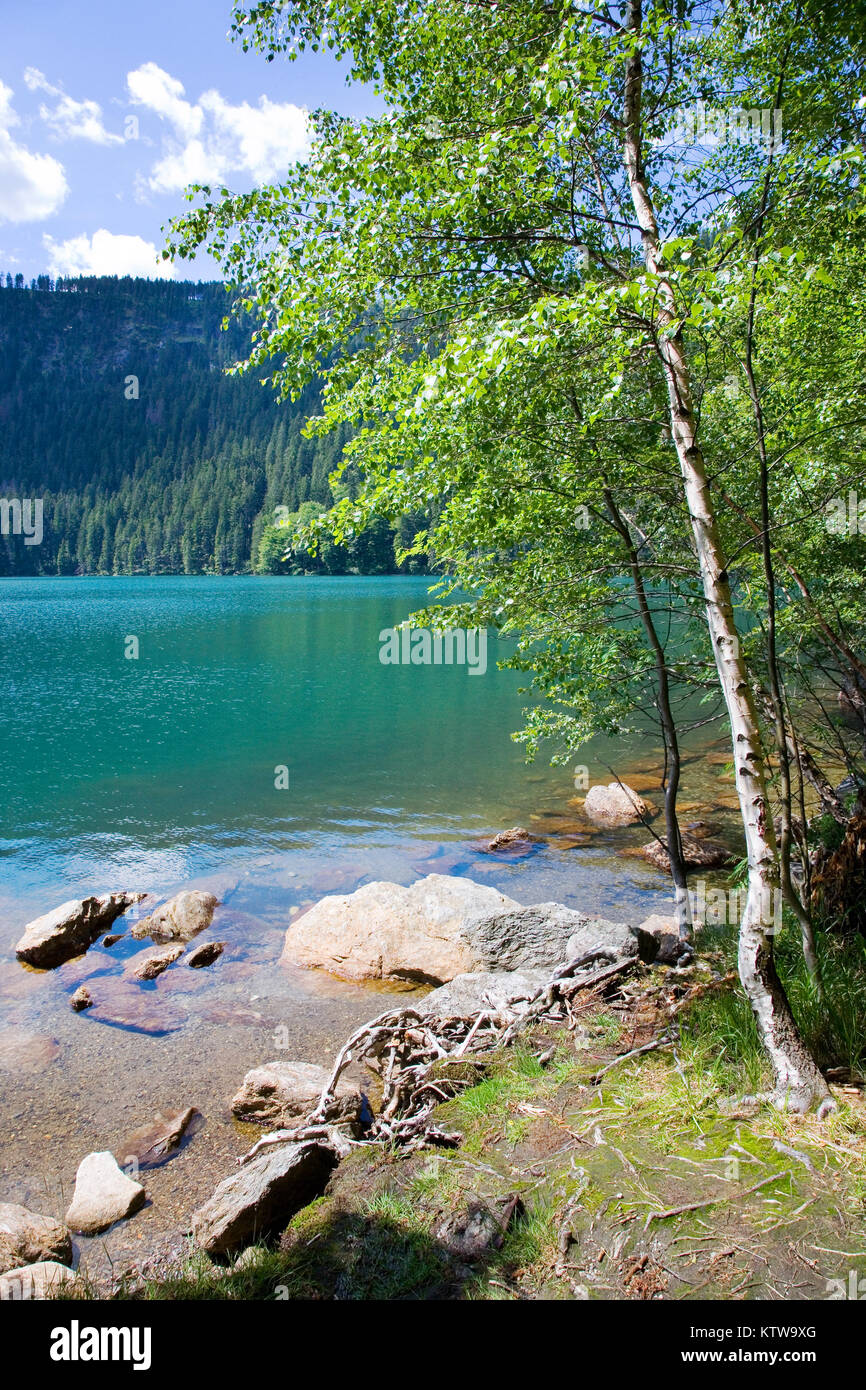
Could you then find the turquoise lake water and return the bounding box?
[0,574,695,928]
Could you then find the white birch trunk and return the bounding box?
[620,0,831,1112]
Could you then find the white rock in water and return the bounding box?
[583,783,651,827]
[65,1151,146,1235]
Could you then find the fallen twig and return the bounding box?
[590,1030,675,1083]
[644,1170,793,1231]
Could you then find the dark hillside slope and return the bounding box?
[0,275,409,576]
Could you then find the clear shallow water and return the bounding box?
[0,576,739,1280]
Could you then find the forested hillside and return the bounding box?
[0,276,422,576]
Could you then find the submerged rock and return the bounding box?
[0,1260,82,1300]
[642,835,735,872]
[191,1140,339,1256]
[14,892,146,969]
[115,1107,198,1169]
[478,826,539,856]
[583,783,653,827]
[231,1060,362,1127]
[186,940,224,969]
[0,1028,60,1074]
[85,979,186,1034]
[281,875,520,984]
[70,986,93,1012]
[125,943,185,981]
[0,1203,73,1274]
[130,891,219,944]
[65,1151,146,1235]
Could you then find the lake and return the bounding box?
[0,574,708,925]
[0,576,737,1277]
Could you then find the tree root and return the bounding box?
[239,950,638,1164]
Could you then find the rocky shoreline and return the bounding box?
[1,809,694,1298]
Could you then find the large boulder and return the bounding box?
[462,903,650,971]
[583,783,652,827]
[64,1152,146,1234]
[14,893,146,969]
[191,1140,339,1256]
[281,875,521,984]
[231,1060,363,1128]
[420,918,656,1020]
[130,891,219,944]
[0,1204,72,1274]
[0,1260,82,1300]
[282,877,650,984]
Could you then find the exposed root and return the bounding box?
[238,949,639,1163]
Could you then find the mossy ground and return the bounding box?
[116,942,866,1302]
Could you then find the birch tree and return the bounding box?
[169,0,866,1110]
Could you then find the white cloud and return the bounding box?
[127,62,202,141]
[147,137,217,193]
[200,89,309,184]
[127,62,309,193]
[0,80,68,223]
[22,67,47,92]
[45,96,123,147]
[43,228,174,279]
[25,67,123,145]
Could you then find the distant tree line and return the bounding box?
[0,275,428,576]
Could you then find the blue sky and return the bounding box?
[0,0,374,282]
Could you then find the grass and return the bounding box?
[688,915,866,1083]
